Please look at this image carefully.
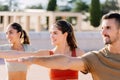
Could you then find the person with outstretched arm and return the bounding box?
[0,20,84,80]
[18,12,120,80]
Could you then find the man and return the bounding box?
[21,12,120,80]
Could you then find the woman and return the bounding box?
[20,20,84,80]
[0,23,35,80]
[47,20,84,80]
[0,20,84,80]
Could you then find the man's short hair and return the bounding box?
[102,12,120,28]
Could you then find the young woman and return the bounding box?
[0,23,36,80]
[47,20,84,80]
[0,20,84,80]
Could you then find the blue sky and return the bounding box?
[1,0,105,9]
[0,0,49,9]
[18,0,48,8]
[18,0,105,6]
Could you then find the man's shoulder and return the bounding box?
[82,47,106,58]
[88,47,106,54]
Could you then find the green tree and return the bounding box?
[47,0,57,11]
[73,0,89,12]
[0,5,9,11]
[27,4,43,9]
[7,0,19,11]
[90,0,101,27]
[101,0,119,15]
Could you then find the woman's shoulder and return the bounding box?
[23,44,37,51]
[0,44,11,50]
[75,48,85,56]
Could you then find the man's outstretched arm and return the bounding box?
[20,55,85,71]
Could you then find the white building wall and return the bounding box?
[0,31,104,52]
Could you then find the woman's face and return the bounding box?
[5,26,21,44]
[49,26,67,46]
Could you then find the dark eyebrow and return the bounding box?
[106,26,111,28]
[102,25,111,29]
[6,29,13,33]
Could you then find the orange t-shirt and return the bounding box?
[49,49,78,80]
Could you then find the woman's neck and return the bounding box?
[54,44,71,55]
[11,43,24,51]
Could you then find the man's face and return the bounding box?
[101,19,120,45]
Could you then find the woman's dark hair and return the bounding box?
[9,22,30,44]
[54,20,77,51]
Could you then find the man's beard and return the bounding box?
[104,36,118,45]
[103,35,111,45]
[104,40,112,45]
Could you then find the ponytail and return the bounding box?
[21,30,30,44]
[8,22,30,44]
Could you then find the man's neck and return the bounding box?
[108,44,120,54]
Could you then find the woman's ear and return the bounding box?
[64,32,68,38]
[18,32,22,38]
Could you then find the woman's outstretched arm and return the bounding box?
[0,49,50,59]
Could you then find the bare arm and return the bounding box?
[20,55,85,71]
[0,50,21,59]
[0,49,50,59]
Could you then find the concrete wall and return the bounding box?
[0,31,104,52]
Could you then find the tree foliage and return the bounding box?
[47,0,57,11]
[27,4,43,9]
[0,5,9,11]
[90,0,102,27]
[101,0,119,15]
[73,0,89,12]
